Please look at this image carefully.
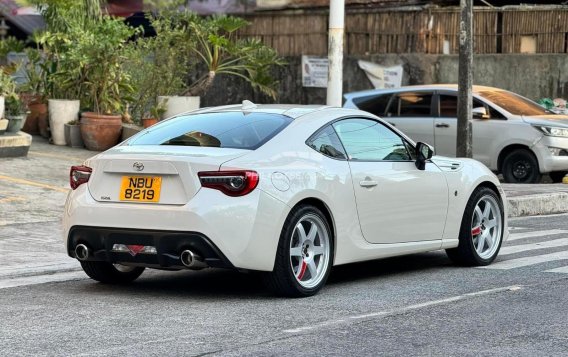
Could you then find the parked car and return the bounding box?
[344,85,568,183]
[64,103,508,297]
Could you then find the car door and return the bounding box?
[384,91,436,147]
[434,93,506,166]
[332,118,449,244]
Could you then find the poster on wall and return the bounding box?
[302,56,328,88]
[358,60,404,89]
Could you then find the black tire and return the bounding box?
[446,187,504,266]
[80,261,145,284]
[262,205,334,298]
[549,171,567,183]
[501,148,541,183]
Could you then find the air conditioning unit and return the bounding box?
[256,0,292,9]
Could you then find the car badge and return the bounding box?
[126,245,145,256]
[133,162,144,171]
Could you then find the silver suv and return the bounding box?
[344,85,568,183]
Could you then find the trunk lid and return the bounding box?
[87,145,249,204]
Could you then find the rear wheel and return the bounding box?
[446,187,504,266]
[262,205,333,297]
[549,171,567,183]
[80,261,145,284]
[502,148,541,183]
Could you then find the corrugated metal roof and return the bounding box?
[0,0,45,35]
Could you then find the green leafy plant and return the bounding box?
[20,48,47,102]
[125,10,196,121]
[5,93,29,116]
[63,17,138,114]
[0,68,17,97]
[147,101,167,119]
[185,15,285,99]
[0,37,26,60]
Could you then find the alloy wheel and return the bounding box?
[471,195,503,260]
[289,214,330,289]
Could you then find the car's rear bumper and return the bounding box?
[67,226,234,269]
[63,185,290,271]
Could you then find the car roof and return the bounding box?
[187,102,331,119]
[343,84,506,99]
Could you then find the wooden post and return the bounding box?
[457,0,473,158]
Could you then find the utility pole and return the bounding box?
[327,0,345,107]
[457,0,473,158]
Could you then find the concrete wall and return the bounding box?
[200,54,568,107]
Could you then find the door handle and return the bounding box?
[388,122,396,127]
[359,180,378,188]
[436,123,450,128]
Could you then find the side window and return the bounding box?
[439,95,458,117]
[352,94,392,116]
[386,92,433,117]
[438,94,506,120]
[332,118,412,161]
[307,125,347,160]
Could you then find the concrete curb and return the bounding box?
[508,192,568,218]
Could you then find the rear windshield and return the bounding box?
[128,112,292,150]
[478,90,548,116]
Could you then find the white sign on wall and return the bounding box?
[357,60,404,89]
[302,56,329,88]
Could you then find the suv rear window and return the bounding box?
[128,112,292,150]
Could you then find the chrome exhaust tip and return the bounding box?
[180,249,206,269]
[75,244,90,261]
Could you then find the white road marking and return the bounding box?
[507,229,568,242]
[283,285,522,334]
[500,238,568,256]
[0,271,86,289]
[545,266,568,274]
[482,250,568,270]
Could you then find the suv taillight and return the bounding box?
[198,170,259,197]
[70,165,92,190]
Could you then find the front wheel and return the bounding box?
[80,261,145,284]
[501,149,541,183]
[262,205,333,297]
[446,187,504,266]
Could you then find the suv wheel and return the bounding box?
[502,149,541,183]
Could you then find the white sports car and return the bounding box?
[64,102,509,297]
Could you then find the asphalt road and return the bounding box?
[1,213,567,356]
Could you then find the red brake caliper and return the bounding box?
[297,260,307,280]
[471,226,482,236]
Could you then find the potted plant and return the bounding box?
[73,17,137,151]
[20,48,49,136]
[0,67,16,121]
[5,93,29,133]
[142,103,166,128]
[64,119,83,148]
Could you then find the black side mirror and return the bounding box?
[415,142,434,170]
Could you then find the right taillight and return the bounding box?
[70,165,92,190]
[198,170,259,197]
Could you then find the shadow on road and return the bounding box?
[73,251,452,298]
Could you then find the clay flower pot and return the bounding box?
[80,112,123,151]
[141,117,158,128]
[23,100,48,136]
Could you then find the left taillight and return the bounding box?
[198,170,259,197]
[70,165,92,190]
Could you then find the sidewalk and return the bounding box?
[0,136,566,283]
